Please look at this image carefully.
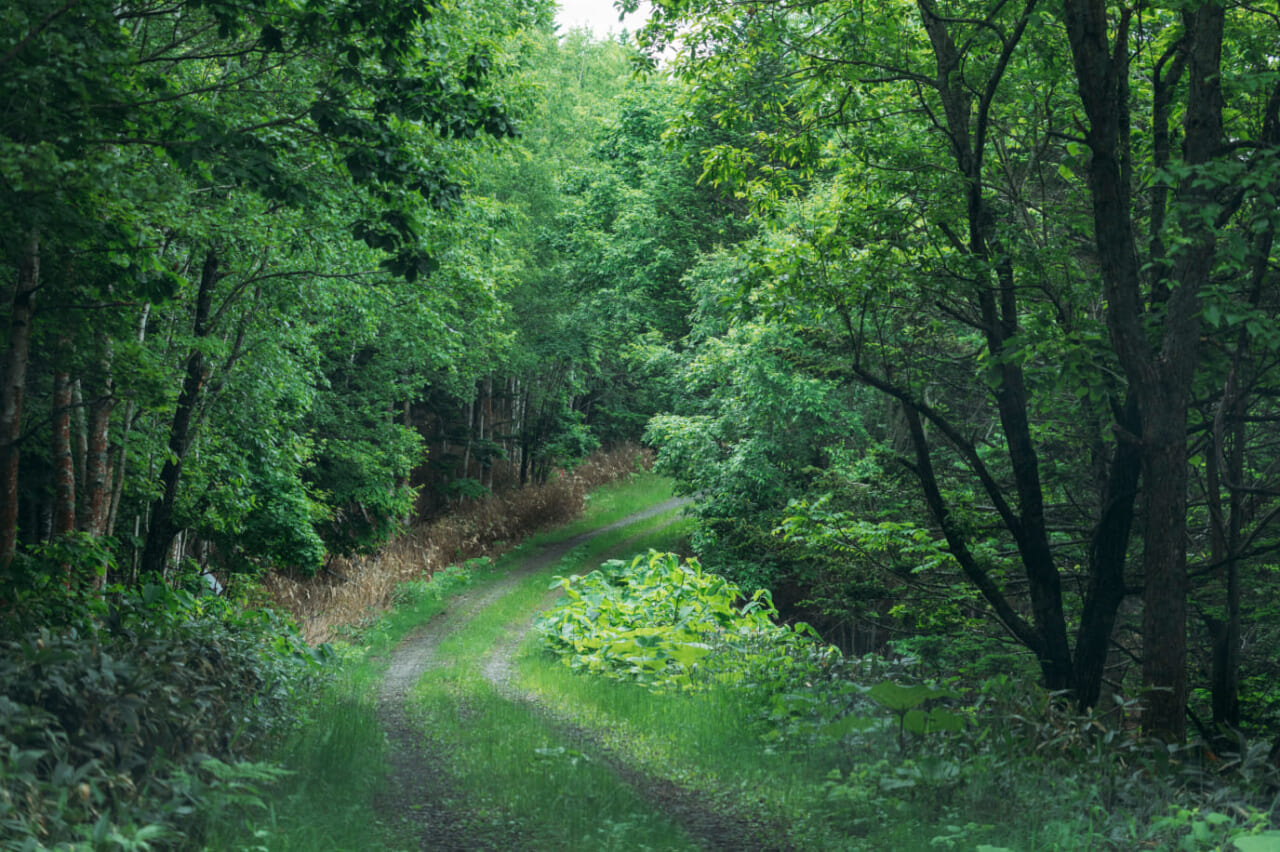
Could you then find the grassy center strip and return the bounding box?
[206,472,684,851]
[403,500,700,850]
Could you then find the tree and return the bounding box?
[1,0,545,592]
[637,0,1280,740]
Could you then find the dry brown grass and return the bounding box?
[262,445,651,644]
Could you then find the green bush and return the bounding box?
[0,583,329,850]
[536,550,827,692]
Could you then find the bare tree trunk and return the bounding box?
[519,381,532,487]
[0,232,40,573]
[1063,0,1225,742]
[70,380,87,505]
[507,376,517,479]
[483,376,494,491]
[82,368,113,537]
[140,249,217,577]
[1205,378,1242,733]
[1072,397,1140,711]
[51,362,76,538]
[397,399,412,519]
[1207,84,1280,734]
[461,393,474,486]
[106,304,149,540]
[915,0,1076,691]
[81,341,114,590]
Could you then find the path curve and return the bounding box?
[479,528,794,852]
[374,498,690,850]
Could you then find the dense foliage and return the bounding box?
[0,585,326,848]
[6,0,1280,843]
[632,0,1280,746]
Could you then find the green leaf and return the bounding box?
[867,682,954,712]
[1232,833,1280,852]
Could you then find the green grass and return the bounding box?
[407,566,694,847]
[208,473,687,851]
[212,468,1280,852]
[516,639,1165,851]
[517,635,842,842]
[536,470,681,543]
[397,500,698,849]
[515,594,1280,852]
[204,563,487,852]
[204,660,406,852]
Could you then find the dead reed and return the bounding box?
[262,445,651,644]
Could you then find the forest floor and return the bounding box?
[371,496,788,851]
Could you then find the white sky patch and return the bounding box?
[555,0,650,39]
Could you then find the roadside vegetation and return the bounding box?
[232,473,1280,852]
[0,460,653,851]
[0,582,326,850]
[7,0,1280,849]
[526,554,1280,851]
[205,470,689,851]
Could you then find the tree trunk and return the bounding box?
[1205,386,1242,733]
[81,367,114,538]
[1064,0,1225,742]
[106,304,149,540]
[70,380,87,507]
[140,249,217,577]
[81,342,115,591]
[917,0,1074,691]
[483,376,495,491]
[51,363,76,538]
[519,382,531,486]
[461,393,474,487]
[1139,421,1191,742]
[508,376,518,479]
[1206,82,1280,735]
[1135,4,1223,743]
[0,232,40,573]
[1072,397,1140,710]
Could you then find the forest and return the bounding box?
[3,0,1280,848]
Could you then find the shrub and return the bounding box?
[0,583,329,849]
[536,550,829,692]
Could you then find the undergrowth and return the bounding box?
[528,553,1280,851]
[203,558,490,852]
[207,469,682,850]
[0,453,657,851]
[0,582,327,851]
[265,445,653,643]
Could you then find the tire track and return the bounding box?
[478,514,794,852]
[374,497,688,850]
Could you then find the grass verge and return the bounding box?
[208,472,684,851]
[398,499,697,849]
[515,555,1280,852]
